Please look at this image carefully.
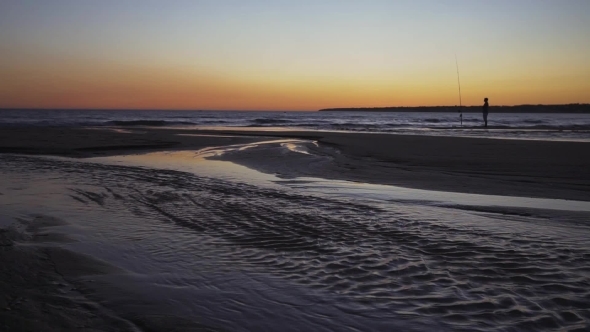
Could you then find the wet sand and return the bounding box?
[0,214,220,331]
[1,153,589,331]
[1,126,589,201]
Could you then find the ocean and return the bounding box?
[1,108,590,141]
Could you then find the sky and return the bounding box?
[1,0,589,111]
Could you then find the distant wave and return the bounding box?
[252,118,293,125]
[529,124,590,130]
[523,119,546,124]
[201,120,234,124]
[292,123,332,128]
[107,120,195,127]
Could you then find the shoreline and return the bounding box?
[206,129,590,201]
[318,103,590,113]
[1,126,589,201]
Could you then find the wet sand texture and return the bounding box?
[2,154,590,331]
[0,215,220,332]
[1,126,588,200]
[0,216,132,331]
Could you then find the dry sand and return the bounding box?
[1,126,588,201]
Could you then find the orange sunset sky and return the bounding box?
[1,1,589,111]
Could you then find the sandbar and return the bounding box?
[1,126,588,201]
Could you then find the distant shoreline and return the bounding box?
[2,104,590,113]
[318,104,590,113]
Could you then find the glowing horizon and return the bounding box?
[1,1,589,111]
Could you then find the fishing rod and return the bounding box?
[455,54,463,126]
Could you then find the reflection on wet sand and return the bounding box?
[1,153,589,331]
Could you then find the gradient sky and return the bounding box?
[1,0,589,110]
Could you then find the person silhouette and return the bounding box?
[482,97,489,127]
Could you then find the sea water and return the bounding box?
[1,108,590,141]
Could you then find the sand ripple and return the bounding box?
[2,154,590,331]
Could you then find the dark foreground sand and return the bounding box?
[0,215,129,331]
[0,215,218,331]
[1,126,589,201]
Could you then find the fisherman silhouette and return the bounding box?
[482,98,489,127]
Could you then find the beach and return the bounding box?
[1,125,590,331]
[1,126,589,200]
[4,0,590,329]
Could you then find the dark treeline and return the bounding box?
[318,104,590,113]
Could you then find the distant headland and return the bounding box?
[318,104,590,113]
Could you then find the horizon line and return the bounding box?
[1,103,589,112]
